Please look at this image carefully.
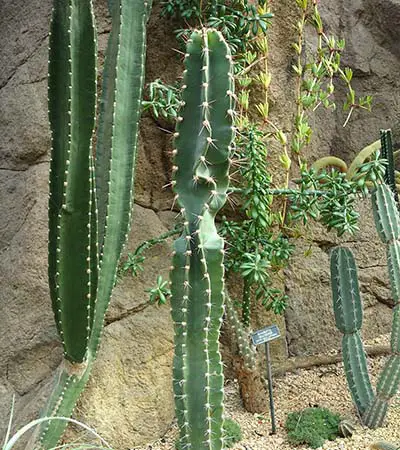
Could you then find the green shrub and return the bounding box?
[223,418,242,448]
[175,418,242,449]
[285,407,341,449]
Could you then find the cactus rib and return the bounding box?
[380,129,399,204]
[332,184,400,429]
[330,247,374,415]
[48,0,96,364]
[41,0,151,447]
[362,186,400,428]
[90,0,151,357]
[170,29,234,450]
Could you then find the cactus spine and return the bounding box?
[41,0,151,447]
[331,183,400,429]
[363,184,400,427]
[330,247,374,415]
[380,129,399,204]
[225,294,256,370]
[170,29,235,450]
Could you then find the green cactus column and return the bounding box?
[363,184,400,428]
[170,29,235,450]
[40,0,151,447]
[330,247,374,416]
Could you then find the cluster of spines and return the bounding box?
[225,294,256,370]
[330,247,374,415]
[170,29,234,450]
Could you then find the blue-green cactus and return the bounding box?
[40,0,151,447]
[170,29,235,450]
[331,183,400,429]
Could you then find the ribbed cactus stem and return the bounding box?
[48,0,97,365]
[241,278,252,328]
[170,29,235,450]
[225,294,256,370]
[380,129,399,204]
[330,247,374,415]
[363,184,400,428]
[41,0,151,447]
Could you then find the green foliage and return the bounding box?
[285,407,341,449]
[289,152,385,236]
[223,418,242,448]
[146,275,171,305]
[292,1,372,157]
[162,0,272,54]
[142,79,180,121]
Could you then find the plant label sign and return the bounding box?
[251,324,280,346]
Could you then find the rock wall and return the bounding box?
[1,0,400,447]
[284,0,400,356]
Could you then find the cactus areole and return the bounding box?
[170,29,235,450]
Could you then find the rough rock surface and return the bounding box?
[1,0,400,447]
[284,0,400,356]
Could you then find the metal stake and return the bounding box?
[265,342,276,434]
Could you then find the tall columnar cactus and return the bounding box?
[380,129,398,204]
[331,183,400,429]
[170,29,235,450]
[40,0,151,447]
[330,247,374,415]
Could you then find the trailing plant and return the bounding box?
[285,407,341,449]
[120,225,182,278]
[288,150,386,235]
[142,79,181,122]
[39,0,151,447]
[330,184,400,428]
[146,275,171,305]
[291,0,372,161]
[169,28,235,450]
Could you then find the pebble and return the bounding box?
[133,336,399,450]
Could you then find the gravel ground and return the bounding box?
[133,342,400,450]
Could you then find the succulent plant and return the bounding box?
[225,294,257,370]
[39,0,151,447]
[380,129,399,204]
[169,28,235,450]
[331,183,400,428]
